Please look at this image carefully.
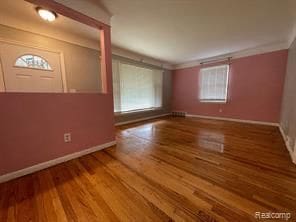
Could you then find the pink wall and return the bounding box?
[172,50,288,123]
[0,93,115,176]
[0,5,115,177]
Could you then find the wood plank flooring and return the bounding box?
[0,116,296,221]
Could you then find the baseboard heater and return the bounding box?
[172,111,187,117]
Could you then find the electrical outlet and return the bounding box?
[219,108,222,113]
[64,133,71,143]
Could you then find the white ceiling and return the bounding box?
[101,0,296,65]
[1,0,296,68]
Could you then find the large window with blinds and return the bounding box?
[199,64,229,102]
[112,60,163,113]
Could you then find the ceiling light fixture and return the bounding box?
[36,7,57,22]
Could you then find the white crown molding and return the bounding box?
[112,46,173,70]
[173,41,290,70]
[287,0,296,48]
[0,140,116,184]
[288,25,296,48]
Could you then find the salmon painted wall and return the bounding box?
[0,17,114,177]
[0,93,115,176]
[172,50,288,123]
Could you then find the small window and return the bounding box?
[15,55,52,70]
[199,64,229,103]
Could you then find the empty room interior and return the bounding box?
[1,0,296,221]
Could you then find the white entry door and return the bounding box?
[0,42,64,93]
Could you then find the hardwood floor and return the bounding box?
[0,116,296,221]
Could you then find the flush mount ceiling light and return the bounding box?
[36,7,57,22]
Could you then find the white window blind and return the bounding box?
[112,60,163,112]
[199,64,229,102]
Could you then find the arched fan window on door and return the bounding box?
[15,54,52,71]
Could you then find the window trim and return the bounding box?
[200,99,227,104]
[199,64,230,103]
[114,107,162,116]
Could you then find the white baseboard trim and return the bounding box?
[0,140,116,184]
[115,113,171,126]
[279,126,296,164]
[186,114,279,126]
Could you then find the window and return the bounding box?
[15,55,52,70]
[113,61,163,113]
[199,64,229,102]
